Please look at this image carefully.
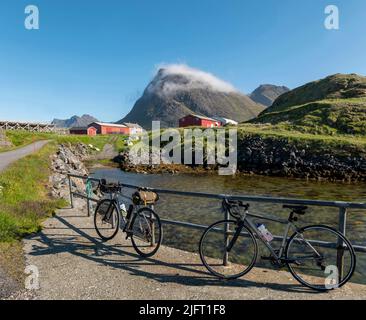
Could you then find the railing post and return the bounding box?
[68,175,74,209]
[87,198,90,217]
[223,210,230,266]
[86,179,92,217]
[336,207,347,283]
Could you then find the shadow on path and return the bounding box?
[27,212,320,295]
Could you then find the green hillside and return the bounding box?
[253,74,366,135]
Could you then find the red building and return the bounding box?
[88,122,130,135]
[69,126,98,136]
[179,114,221,128]
[70,127,87,135]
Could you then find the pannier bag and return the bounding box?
[132,189,159,205]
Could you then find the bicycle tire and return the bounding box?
[94,199,120,241]
[130,207,163,258]
[199,220,258,279]
[285,225,356,291]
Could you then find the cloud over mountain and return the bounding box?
[147,64,237,97]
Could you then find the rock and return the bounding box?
[49,143,91,203]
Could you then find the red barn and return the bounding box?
[88,122,130,135]
[70,127,88,135]
[87,126,97,136]
[70,126,98,136]
[179,114,221,128]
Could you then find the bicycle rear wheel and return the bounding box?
[199,220,258,279]
[285,225,356,291]
[130,207,162,257]
[94,199,120,241]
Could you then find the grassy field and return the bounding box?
[0,142,66,242]
[237,123,366,150]
[252,98,366,135]
[1,130,120,153]
[0,142,68,285]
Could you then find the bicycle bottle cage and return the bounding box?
[132,188,159,205]
[222,199,249,219]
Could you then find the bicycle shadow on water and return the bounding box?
[27,212,322,295]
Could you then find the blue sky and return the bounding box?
[0,0,366,122]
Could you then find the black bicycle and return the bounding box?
[199,199,356,291]
[94,179,163,257]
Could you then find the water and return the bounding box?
[91,169,366,284]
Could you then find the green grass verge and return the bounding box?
[0,142,66,242]
[113,135,129,152]
[237,123,366,152]
[253,98,366,135]
[2,130,113,153]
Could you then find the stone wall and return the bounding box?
[49,143,91,208]
[236,135,366,182]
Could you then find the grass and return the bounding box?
[0,142,68,286]
[238,123,366,148]
[1,130,114,153]
[54,134,112,150]
[0,142,66,242]
[254,98,366,135]
[113,135,129,152]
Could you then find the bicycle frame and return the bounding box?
[101,189,155,237]
[245,215,293,261]
[102,190,130,230]
[230,210,321,263]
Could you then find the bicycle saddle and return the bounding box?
[224,199,249,209]
[283,205,308,215]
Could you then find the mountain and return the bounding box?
[52,114,98,128]
[250,84,290,107]
[253,73,366,134]
[119,65,265,129]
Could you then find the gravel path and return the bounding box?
[0,140,49,172]
[22,207,366,300]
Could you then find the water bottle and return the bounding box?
[120,203,127,218]
[257,224,274,242]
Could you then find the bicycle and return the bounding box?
[199,199,356,291]
[93,179,163,257]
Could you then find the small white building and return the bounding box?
[212,116,238,126]
[121,123,144,135]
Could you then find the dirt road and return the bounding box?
[0,140,49,172]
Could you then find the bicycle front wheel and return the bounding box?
[285,225,356,291]
[199,220,258,279]
[94,199,120,241]
[130,207,163,258]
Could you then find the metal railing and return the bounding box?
[67,173,366,278]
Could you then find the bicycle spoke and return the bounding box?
[286,226,356,291]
